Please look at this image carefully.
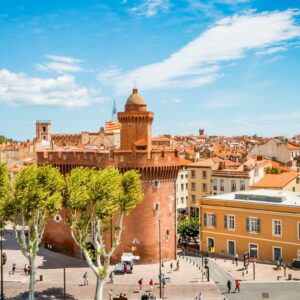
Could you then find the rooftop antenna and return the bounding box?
[133,77,139,89]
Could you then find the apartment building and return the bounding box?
[211,157,272,195]
[251,139,300,164]
[200,190,300,262]
[187,158,221,218]
[176,166,188,212]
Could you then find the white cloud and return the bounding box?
[36,55,84,73]
[45,55,82,64]
[163,98,182,104]
[255,46,287,55]
[129,0,169,17]
[266,55,286,63]
[0,69,106,108]
[200,93,247,109]
[98,9,300,94]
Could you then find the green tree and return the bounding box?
[265,167,280,174]
[178,217,199,244]
[66,167,143,300]
[11,165,65,300]
[0,163,12,224]
[0,135,6,144]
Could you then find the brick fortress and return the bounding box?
[37,88,185,263]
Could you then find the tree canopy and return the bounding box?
[66,167,143,300]
[0,163,12,223]
[11,164,65,300]
[178,217,199,244]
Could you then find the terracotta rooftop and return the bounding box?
[251,172,299,189]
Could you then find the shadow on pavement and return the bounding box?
[8,287,78,300]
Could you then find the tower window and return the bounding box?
[42,126,47,132]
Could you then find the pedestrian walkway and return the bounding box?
[2,228,223,299]
[205,256,300,282]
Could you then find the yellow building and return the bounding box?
[200,189,300,263]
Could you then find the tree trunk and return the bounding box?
[94,277,105,300]
[28,257,35,300]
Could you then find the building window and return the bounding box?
[42,126,46,132]
[240,180,245,191]
[202,183,207,192]
[181,184,184,191]
[191,170,196,178]
[213,179,217,191]
[190,207,199,217]
[249,244,258,258]
[181,174,184,179]
[181,197,184,204]
[202,170,207,179]
[231,180,236,192]
[204,213,216,228]
[297,177,300,184]
[272,220,282,237]
[220,179,224,192]
[191,195,196,204]
[186,183,188,189]
[191,182,196,191]
[246,217,260,233]
[224,215,235,230]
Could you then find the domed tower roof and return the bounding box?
[125,88,147,112]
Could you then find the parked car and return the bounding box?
[114,263,125,274]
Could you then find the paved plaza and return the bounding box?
[2,229,223,299]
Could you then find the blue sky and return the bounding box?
[0,0,300,140]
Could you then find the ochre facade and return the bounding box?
[37,89,182,263]
[200,198,300,263]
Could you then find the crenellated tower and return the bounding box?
[37,89,186,263]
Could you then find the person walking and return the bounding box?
[24,264,28,276]
[170,261,173,272]
[227,279,232,293]
[109,271,114,283]
[149,278,154,292]
[198,293,204,300]
[234,253,238,266]
[83,271,88,286]
[176,259,180,271]
[12,263,16,275]
[234,279,240,293]
[109,289,113,300]
[138,278,143,292]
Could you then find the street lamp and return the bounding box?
[158,218,162,299]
